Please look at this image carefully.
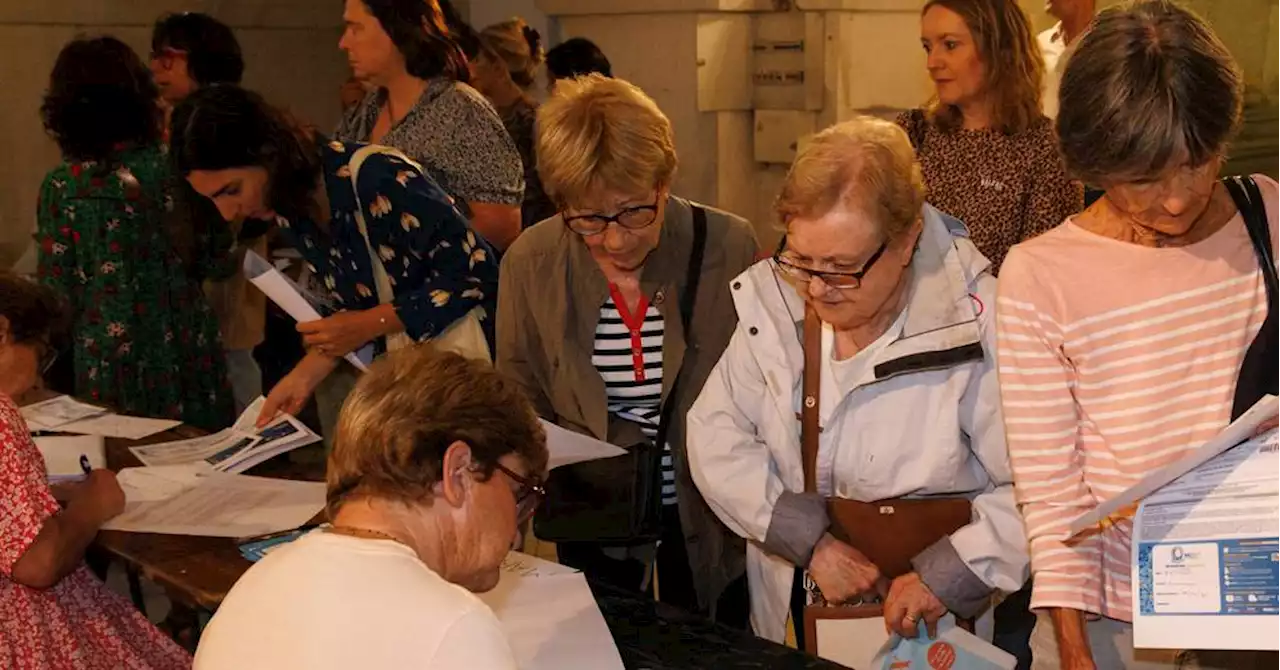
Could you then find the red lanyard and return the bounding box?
[608,284,651,382]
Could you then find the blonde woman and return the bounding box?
[687,116,1028,647]
[469,18,555,229]
[497,74,757,626]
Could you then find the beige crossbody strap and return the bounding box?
[346,144,421,350]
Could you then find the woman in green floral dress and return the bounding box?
[35,36,232,431]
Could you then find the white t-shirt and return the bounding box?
[193,532,517,670]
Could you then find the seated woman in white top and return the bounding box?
[193,345,549,669]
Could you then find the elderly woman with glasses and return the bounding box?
[193,345,548,670]
[0,273,191,668]
[496,74,758,627]
[687,116,1028,649]
[999,3,1277,668]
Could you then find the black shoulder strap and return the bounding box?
[653,205,708,447]
[1225,176,1277,308]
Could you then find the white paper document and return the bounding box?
[117,465,209,502]
[34,435,104,483]
[21,395,107,428]
[41,413,181,440]
[102,471,325,537]
[540,420,627,470]
[1069,395,1278,536]
[129,397,320,474]
[1130,428,1278,651]
[244,250,367,372]
[479,554,623,670]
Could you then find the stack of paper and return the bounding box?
[23,394,182,439]
[22,396,107,428]
[33,434,105,484]
[129,398,320,474]
[478,552,624,670]
[105,469,325,537]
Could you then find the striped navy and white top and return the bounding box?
[591,289,677,506]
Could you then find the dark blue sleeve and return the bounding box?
[364,156,499,341]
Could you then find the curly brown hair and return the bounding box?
[41,36,161,162]
[922,0,1044,135]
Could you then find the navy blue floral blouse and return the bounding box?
[275,137,498,342]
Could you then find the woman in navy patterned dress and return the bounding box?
[170,85,498,439]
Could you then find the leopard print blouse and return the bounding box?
[896,109,1082,273]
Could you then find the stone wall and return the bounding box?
[0,1,350,272]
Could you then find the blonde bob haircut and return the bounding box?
[775,116,926,240]
[536,73,677,209]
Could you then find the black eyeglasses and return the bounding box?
[772,236,888,289]
[492,461,546,523]
[562,199,660,236]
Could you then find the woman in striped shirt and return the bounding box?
[996,3,1277,669]
[496,74,758,626]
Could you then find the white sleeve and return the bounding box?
[427,607,518,670]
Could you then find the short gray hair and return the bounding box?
[1057,0,1242,186]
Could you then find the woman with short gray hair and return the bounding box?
[997,2,1277,669]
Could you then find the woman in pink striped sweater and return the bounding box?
[996,2,1277,669]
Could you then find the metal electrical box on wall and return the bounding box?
[753,11,824,111]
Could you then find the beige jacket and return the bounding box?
[496,196,759,612]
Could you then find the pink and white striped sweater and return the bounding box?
[996,175,1277,621]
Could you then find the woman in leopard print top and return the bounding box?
[898,0,1081,273]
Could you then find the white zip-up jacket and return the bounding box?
[687,205,1029,642]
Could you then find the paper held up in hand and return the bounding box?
[104,469,325,537]
[129,397,320,474]
[244,250,369,372]
[539,420,627,470]
[1068,395,1279,537]
[1127,427,1278,651]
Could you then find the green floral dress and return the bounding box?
[36,144,234,432]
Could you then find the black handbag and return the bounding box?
[533,206,709,546]
[1223,176,1278,420]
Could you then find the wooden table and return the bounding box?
[23,394,846,667]
[97,424,326,612]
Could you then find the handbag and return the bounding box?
[1223,176,1278,420]
[347,143,490,362]
[532,206,709,546]
[798,303,974,654]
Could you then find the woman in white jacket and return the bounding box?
[687,117,1028,648]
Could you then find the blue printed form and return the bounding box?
[1131,426,1279,651]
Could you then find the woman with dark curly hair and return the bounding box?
[896,0,1081,273]
[36,35,233,431]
